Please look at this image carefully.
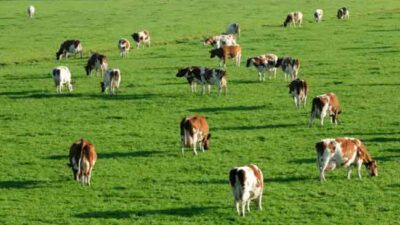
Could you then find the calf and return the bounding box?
[314,9,323,22]
[131,31,150,48]
[289,79,308,108]
[180,115,211,156]
[85,53,108,77]
[176,67,227,95]
[56,40,83,60]
[118,38,131,57]
[310,92,341,126]
[283,11,303,27]
[246,54,278,81]
[204,34,237,49]
[226,22,240,37]
[316,137,378,182]
[229,164,263,217]
[101,68,121,95]
[337,7,350,20]
[69,139,97,186]
[27,5,35,18]
[210,45,241,67]
[275,57,300,80]
[52,66,73,93]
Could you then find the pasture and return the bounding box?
[0,0,399,224]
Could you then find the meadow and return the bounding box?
[0,0,399,224]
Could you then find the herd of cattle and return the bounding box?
[25,5,377,217]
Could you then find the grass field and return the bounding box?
[0,0,400,224]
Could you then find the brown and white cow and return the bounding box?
[131,31,150,48]
[204,34,237,49]
[85,53,108,77]
[229,164,263,217]
[69,139,97,186]
[118,38,131,57]
[275,57,300,81]
[246,54,278,81]
[225,22,240,37]
[283,11,303,27]
[101,68,121,95]
[56,40,83,60]
[337,7,350,20]
[288,79,307,108]
[210,45,241,67]
[180,115,211,156]
[316,137,378,182]
[310,92,341,126]
[176,66,227,95]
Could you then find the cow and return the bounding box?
[56,40,83,60]
[310,92,341,126]
[225,22,240,37]
[176,67,227,95]
[314,9,323,22]
[85,53,108,77]
[118,38,131,57]
[283,11,303,27]
[27,5,35,18]
[204,34,237,49]
[337,7,350,20]
[229,164,263,217]
[101,68,121,95]
[210,45,241,67]
[52,66,73,94]
[69,139,97,186]
[275,57,300,81]
[131,31,150,48]
[289,79,308,108]
[180,115,211,156]
[316,137,378,182]
[246,54,278,81]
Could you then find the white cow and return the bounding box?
[52,66,73,93]
[27,5,35,18]
[314,9,324,22]
[101,68,121,95]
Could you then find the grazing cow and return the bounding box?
[275,57,300,80]
[289,79,308,108]
[246,54,278,81]
[316,137,378,182]
[101,68,121,95]
[27,5,35,18]
[337,7,350,20]
[204,34,237,49]
[180,115,211,156]
[229,164,263,217]
[56,40,83,60]
[176,67,227,95]
[314,9,323,22]
[310,92,341,126]
[283,11,303,27]
[69,139,97,186]
[131,31,150,48]
[118,38,131,57]
[85,53,108,77]
[52,66,73,93]
[226,22,240,37]
[210,45,241,67]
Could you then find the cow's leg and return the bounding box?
[303,96,307,107]
[192,137,198,155]
[258,72,262,81]
[309,113,315,127]
[246,199,251,212]
[357,160,363,179]
[319,155,330,182]
[201,83,205,96]
[257,194,263,210]
[347,166,352,179]
[296,96,301,108]
[235,200,240,216]
[218,83,221,96]
[241,192,249,217]
[320,110,327,126]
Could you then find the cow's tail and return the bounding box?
[77,139,85,176]
[311,97,319,114]
[229,168,237,187]
[303,80,308,96]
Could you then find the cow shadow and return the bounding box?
[265,176,313,183]
[364,137,400,143]
[189,105,265,113]
[287,158,315,164]
[214,123,298,131]
[0,180,46,189]
[75,206,220,219]
[86,93,158,100]
[46,150,169,160]
[0,91,82,99]
[373,155,400,162]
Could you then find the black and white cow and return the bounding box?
[246,54,278,81]
[131,31,150,48]
[85,53,108,77]
[275,57,300,81]
[56,40,83,60]
[337,7,350,20]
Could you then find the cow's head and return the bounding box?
[365,160,378,176]
[176,67,190,77]
[203,133,211,150]
[100,82,105,93]
[337,10,343,19]
[84,65,91,76]
[56,51,62,60]
[210,48,222,58]
[246,58,254,67]
[283,15,292,27]
[203,37,213,46]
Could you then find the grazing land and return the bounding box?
[0,0,399,224]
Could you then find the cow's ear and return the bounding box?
[338,110,342,114]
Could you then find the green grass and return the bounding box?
[0,0,399,224]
